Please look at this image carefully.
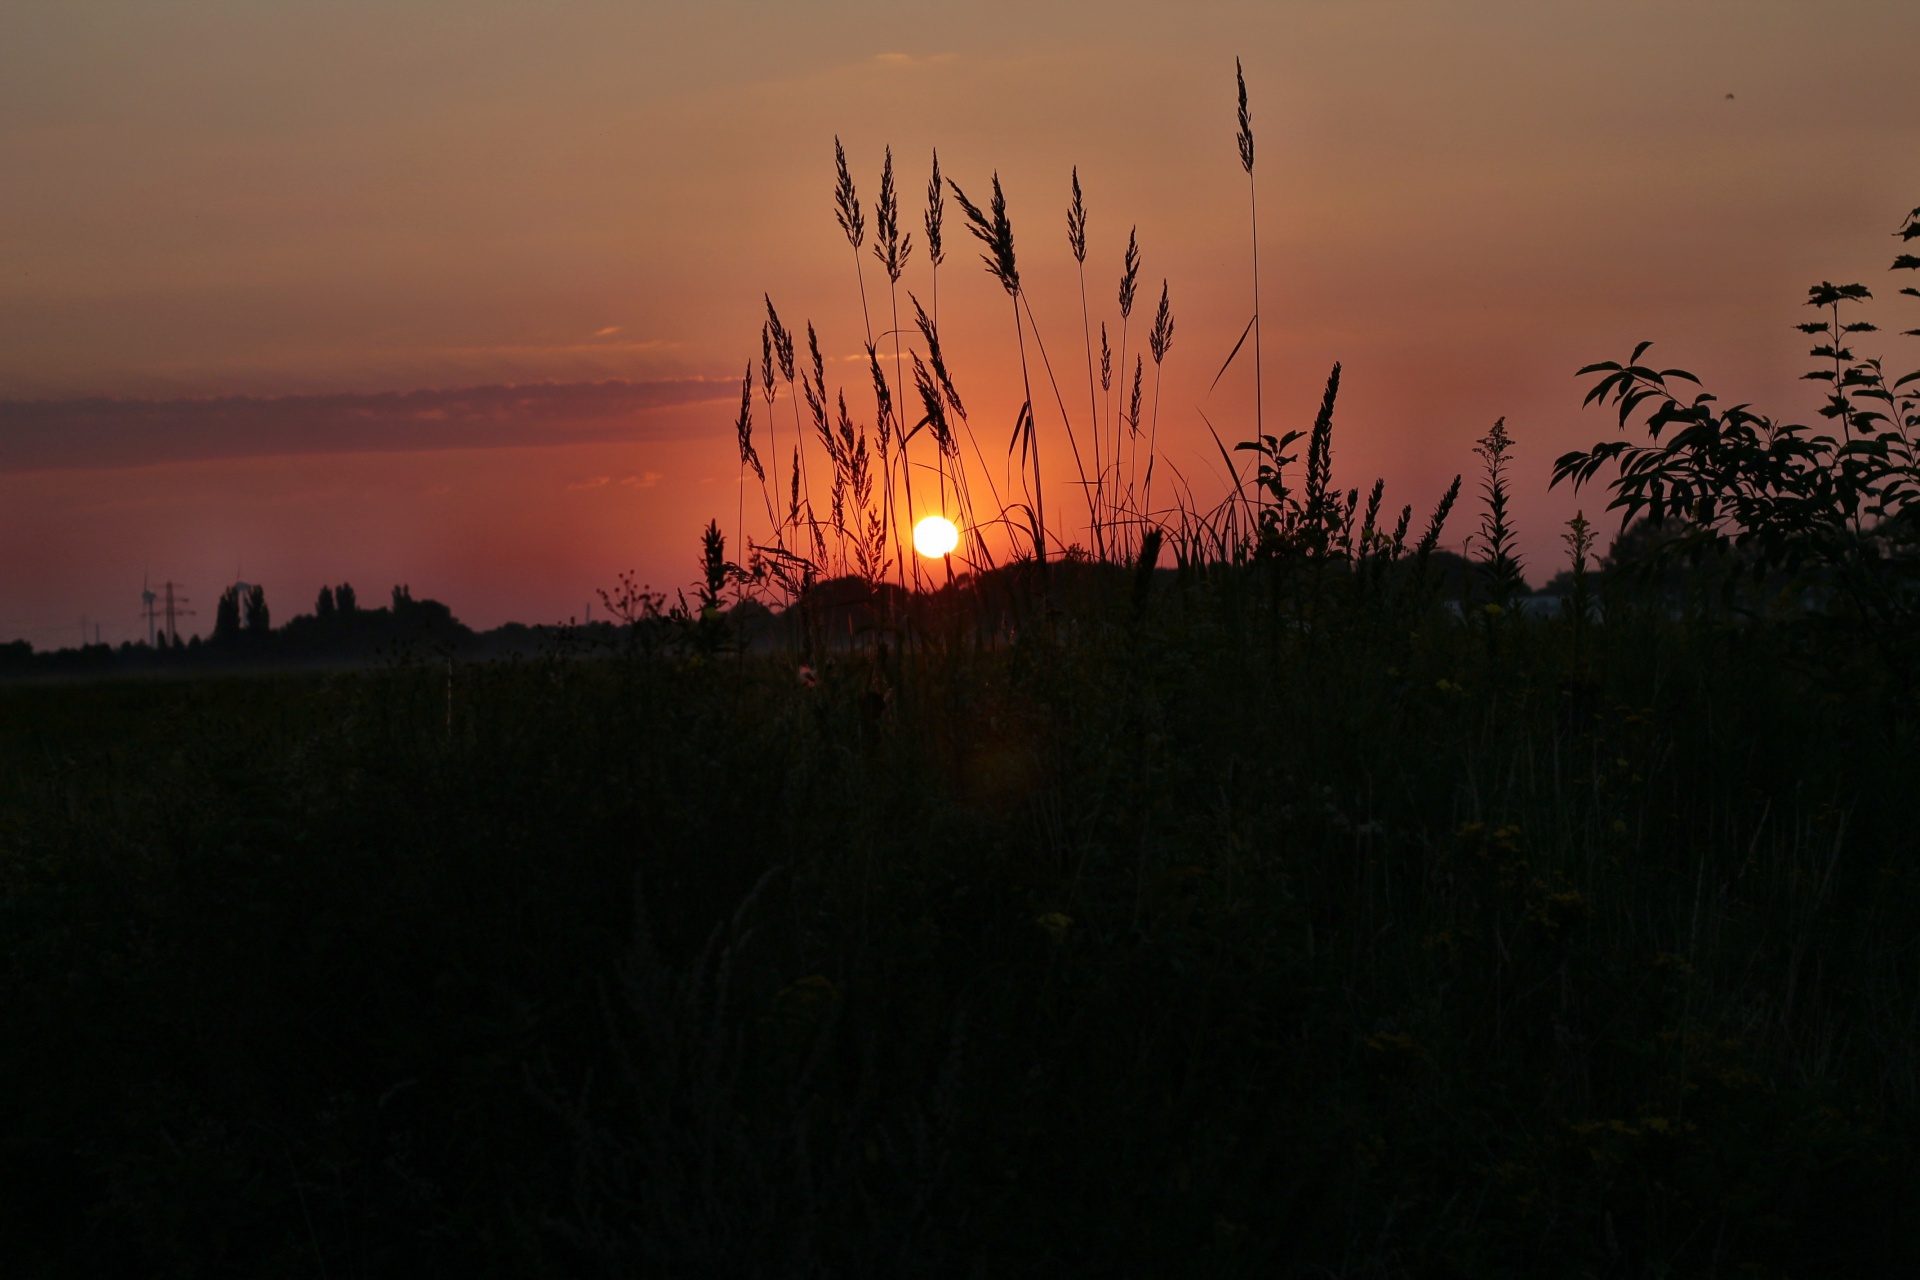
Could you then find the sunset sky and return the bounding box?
[5,0,1920,645]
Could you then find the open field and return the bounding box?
[3,566,1916,1277]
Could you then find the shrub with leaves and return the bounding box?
[1553,204,1920,650]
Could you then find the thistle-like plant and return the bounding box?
[1562,510,1595,654]
[1471,417,1525,609]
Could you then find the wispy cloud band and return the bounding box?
[0,379,729,473]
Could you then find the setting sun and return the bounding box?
[912,515,960,559]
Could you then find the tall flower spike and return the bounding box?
[1235,57,1255,174]
[833,137,865,250]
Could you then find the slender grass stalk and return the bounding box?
[1145,280,1175,532]
[866,342,909,588]
[873,147,923,590]
[1124,354,1143,553]
[737,380,747,561]
[1114,228,1141,531]
[835,139,894,583]
[765,300,799,551]
[1100,322,1112,500]
[1068,169,1106,559]
[1236,59,1264,530]
[915,292,1007,573]
[1016,290,1098,554]
[926,150,944,326]
[924,150,953,573]
[834,137,872,347]
[801,324,833,565]
[734,362,773,555]
[760,323,780,545]
[951,173,1046,566]
[912,293,979,512]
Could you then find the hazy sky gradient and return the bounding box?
[6,0,1920,643]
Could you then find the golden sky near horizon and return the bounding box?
[5,0,1920,642]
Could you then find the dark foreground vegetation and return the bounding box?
[3,553,1918,1277]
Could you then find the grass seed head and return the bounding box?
[833,136,865,250]
[736,363,764,481]
[950,173,1019,296]
[925,148,945,268]
[765,296,796,383]
[1127,355,1144,437]
[873,145,913,285]
[1118,228,1140,319]
[1067,167,1087,265]
[1149,280,1174,364]
[760,324,776,403]
[1235,57,1255,174]
[912,292,967,422]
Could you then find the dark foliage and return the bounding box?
[3,568,1917,1275]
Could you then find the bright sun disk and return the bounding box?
[913,515,960,559]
